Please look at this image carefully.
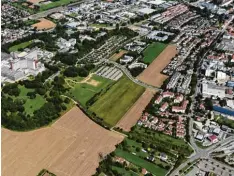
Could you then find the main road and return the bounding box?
[169,136,234,176]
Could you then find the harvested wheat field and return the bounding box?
[2,107,124,176]
[137,45,177,87]
[116,89,156,132]
[32,18,56,30]
[110,50,128,61]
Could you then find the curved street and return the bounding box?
[107,60,162,91]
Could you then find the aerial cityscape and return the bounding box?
[1,0,234,175]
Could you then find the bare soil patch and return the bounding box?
[137,45,177,87]
[110,50,128,61]
[115,89,155,132]
[32,18,56,30]
[2,107,123,176]
[87,79,99,86]
[27,0,45,4]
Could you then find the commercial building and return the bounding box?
[202,83,226,98]
[1,51,45,83]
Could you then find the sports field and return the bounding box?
[66,74,113,107]
[143,42,167,64]
[2,107,124,176]
[32,18,56,30]
[9,41,32,52]
[39,0,76,11]
[89,75,145,127]
[115,149,167,176]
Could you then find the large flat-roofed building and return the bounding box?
[202,82,232,98]
[1,51,45,83]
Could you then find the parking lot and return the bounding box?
[96,66,123,81]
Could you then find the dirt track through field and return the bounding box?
[115,89,156,131]
[137,45,177,87]
[2,107,124,176]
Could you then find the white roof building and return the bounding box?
[202,83,226,98]
[138,8,156,15]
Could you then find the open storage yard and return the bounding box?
[138,45,177,88]
[116,89,156,131]
[143,42,167,64]
[89,75,145,127]
[1,107,124,176]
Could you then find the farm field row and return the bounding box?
[143,42,167,64]
[89,75,145,127]
[2,107,124,176]
[138,44,178,88]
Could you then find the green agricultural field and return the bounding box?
[143,42,167,64]
[39,0,77,11]
[66,74,113,107]
[89,75,145,127]
[115,149,167,176]
[9,41,33,52]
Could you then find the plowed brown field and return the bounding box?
[137,45,177,87]
[2,107,124,176]
[116,89,156,131]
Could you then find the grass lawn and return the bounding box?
[18,85,34,97]
[39,0,77,11]
[90,23,111,28]
[125,138,148,158]
[23,95,46,116]
[195,141,209,149]
[16,86,46,116]
[143,42,167,64]
[89,75,145,127]
[66,75,113,107]
[9,41,33,52]
[115,149,167,176]
[112,166,139,176]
